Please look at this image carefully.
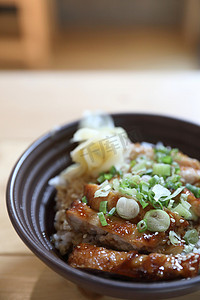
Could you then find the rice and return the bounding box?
[52,175,92,255]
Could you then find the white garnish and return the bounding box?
[169,231,182,246]
[152,184,171,201]
[116,197,140,220]
[94,180,112,198]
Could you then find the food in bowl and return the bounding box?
[49,112,200,281]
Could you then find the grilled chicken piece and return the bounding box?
[166,210,189,232]
[186,189,200,217]
[84,183,148,224]
[66,200,183,253]
[84,183,119,212]
[180,167,200,185]
[84,184,189,231]
[68,243,200,280]
[173,152,200,170]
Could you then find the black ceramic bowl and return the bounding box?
[6,113,200,299]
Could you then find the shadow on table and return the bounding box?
[30,267,110,300]
[30,266,200,300]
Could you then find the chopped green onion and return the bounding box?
[152,184,171,201]
[99,201,108,214]
[180,198,191,210]
[186,183,200,198]
[97,174,105,184]
[97,166,120,184]
[137,219,147,233]
[119,186,137,197]
[151,200,163,209]
[165,174,182,190]
[180,193,188,202]
[155,143,171,155]
[148,176,159,187]
[144,209,170,232]
[184,229,199,245]
[107,207,116,216]
[160,155,173,164]
[153,163,171,176]
[109,166,118,175]
[172,203,192,220]
[131,161,147,174]
[147,189,167,209]
[130,160,136,167]
[94,180,111,198]
[122,174,139,188]
[171,161,181,175]
[169,231,182,246]
[171,148,179,155]
[104,173,113,180]
[167,199,174,209]
[145,169,153,175]
[97,212,108,226]
[112,178,120,191]
[140,181,149,193]
[136,192,149,209]
[170,186,185,199]
[81,196,88,204]
[183,243,195,253]
[161,186,185,203]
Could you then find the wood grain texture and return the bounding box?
[0,71,200,299]
[0,72,200,140]
[1,256,200,300]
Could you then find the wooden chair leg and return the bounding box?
[17,0,51,68]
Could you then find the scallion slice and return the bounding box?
[97,212,108,226]
[152,184,171,201]
[99,201,108,214]
[116,197,140,220]
[184,229,199,245]
[172,203,192,220]
[148,176,157,187]
[169,231,182,246]
[136,193,149,209]
[97,166,119,184]
[153,163,171,176]
[107,207,116,216]
[160,155,173,164]
[144,209,170,232]
[94,180,111,198]
[131,161,147,174]
[140,181,149,193]
[112,178,120,191]
[81,196,87,204]
[137,219,147,233]
[130,160,136,167]
[186,183,200,198]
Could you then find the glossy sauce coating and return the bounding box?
[67,200,174,253]
[68,243,200,280]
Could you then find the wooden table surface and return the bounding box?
[1,71,200,300]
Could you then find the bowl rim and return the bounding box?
[6,113,200,296]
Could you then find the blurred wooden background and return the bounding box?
[0,71,200,300]
[0,0,200,69]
